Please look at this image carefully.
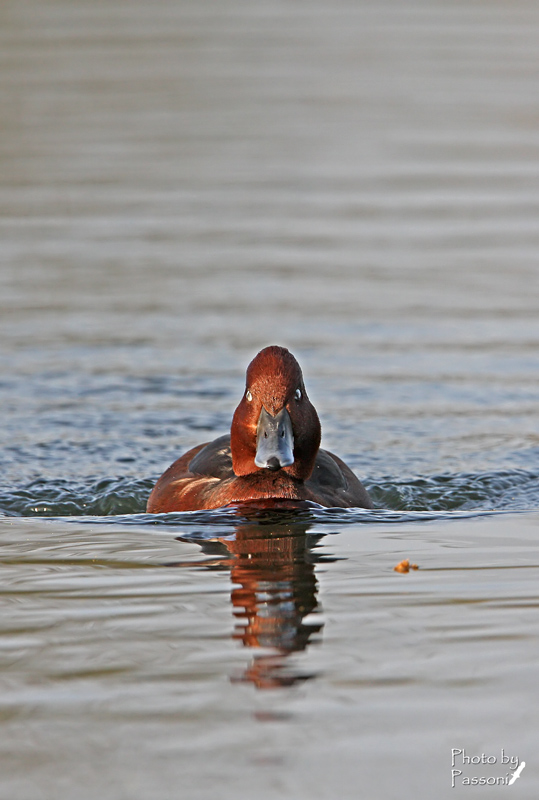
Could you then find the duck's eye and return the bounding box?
[246,390,253,402]
[295,388,302,401]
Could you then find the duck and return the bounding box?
[146,345,373,512]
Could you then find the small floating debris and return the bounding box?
[393,558,419,573]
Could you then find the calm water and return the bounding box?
[1,1,539,797]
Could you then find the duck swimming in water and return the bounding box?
[146,346,373,512]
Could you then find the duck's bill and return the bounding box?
[254,406,294,470]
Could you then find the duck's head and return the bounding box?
[231,346,321,480]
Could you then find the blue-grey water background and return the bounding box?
[1,1,539,797]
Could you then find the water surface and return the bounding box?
[1,0,539,797]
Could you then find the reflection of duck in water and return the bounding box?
[148,346,372,511]
[180,510,336,689]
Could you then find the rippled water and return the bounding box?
[2,1,539,797]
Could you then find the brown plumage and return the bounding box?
[146,346,373,512]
